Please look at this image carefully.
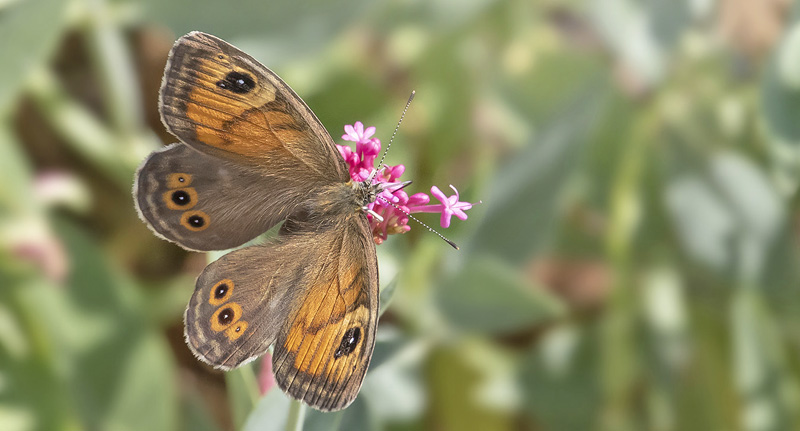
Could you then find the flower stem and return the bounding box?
[285,399,306,431]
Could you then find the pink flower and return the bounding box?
[338,121,381,181]
[338,122,477,243]
[407,185,474,228]
[342,121,376,143]
[407,192,430,207]
[377,164,405,183]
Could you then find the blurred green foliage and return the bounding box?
[3,0,800,430]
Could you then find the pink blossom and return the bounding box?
[342,121,376,143]
[338,122,381,181]
[407,185,474,228]
[338,122,477,243]
[377,164,405,183]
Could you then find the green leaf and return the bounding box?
[0,0,67,118]
[303,408,344,431]
[105,333,177,431]
[733,288,799,431]
[427,345,511,431]
[139,0,372,66]
[378,277,398,317]
[762,20,800,142]
[437,257,563,334]
[53,218,177,431]
[303,399,375,431]
[464,83,609,264]
[666,151,782,280]
[225,362,260,429]
[368,334,407,371]
[0,216,178,431]
[521,325,603,430]
[241,387,292,431]
[0,121,36,213]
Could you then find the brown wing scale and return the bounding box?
[159,31,348,181]
[134,143,308,251]
[272,214,379,411]
[184,212,378,388]
[185,244,295,369]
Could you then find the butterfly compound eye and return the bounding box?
[334,327,362,358]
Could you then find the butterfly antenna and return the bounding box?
[377,195,460,250]
[368,91,415,183]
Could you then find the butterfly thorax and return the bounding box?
[314,181,378,212]
[280,181,375,235]
[316,180,380,216]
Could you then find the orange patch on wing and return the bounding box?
[296,321,337,375]
[163,187,198,210]
[225,320,248,340]
[180,210,210,231]
[210,302,243,332]
[181,61,287,158]
[167,173,192,188]
[209,279,234,306]
[282,265,370,376]
[306,313,350,377]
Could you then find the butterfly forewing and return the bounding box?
[159,31,349,182]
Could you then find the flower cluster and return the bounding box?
[337,122,477,244]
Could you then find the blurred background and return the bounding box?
[3,0,800,430]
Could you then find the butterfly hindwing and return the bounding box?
[134,143,308,251]
[272,214,379,411]
[184,243,296,369]
[185,213,379,389]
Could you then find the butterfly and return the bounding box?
[133,31,387,411]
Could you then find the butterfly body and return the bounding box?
[134,32,381,411]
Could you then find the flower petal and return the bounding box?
[430,185,448,203]
[407,192,430,206]
[440,208,453,228]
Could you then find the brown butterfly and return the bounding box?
[133,31,385,411]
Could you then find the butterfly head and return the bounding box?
[353,178,411,206]
[352,179,382,209]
